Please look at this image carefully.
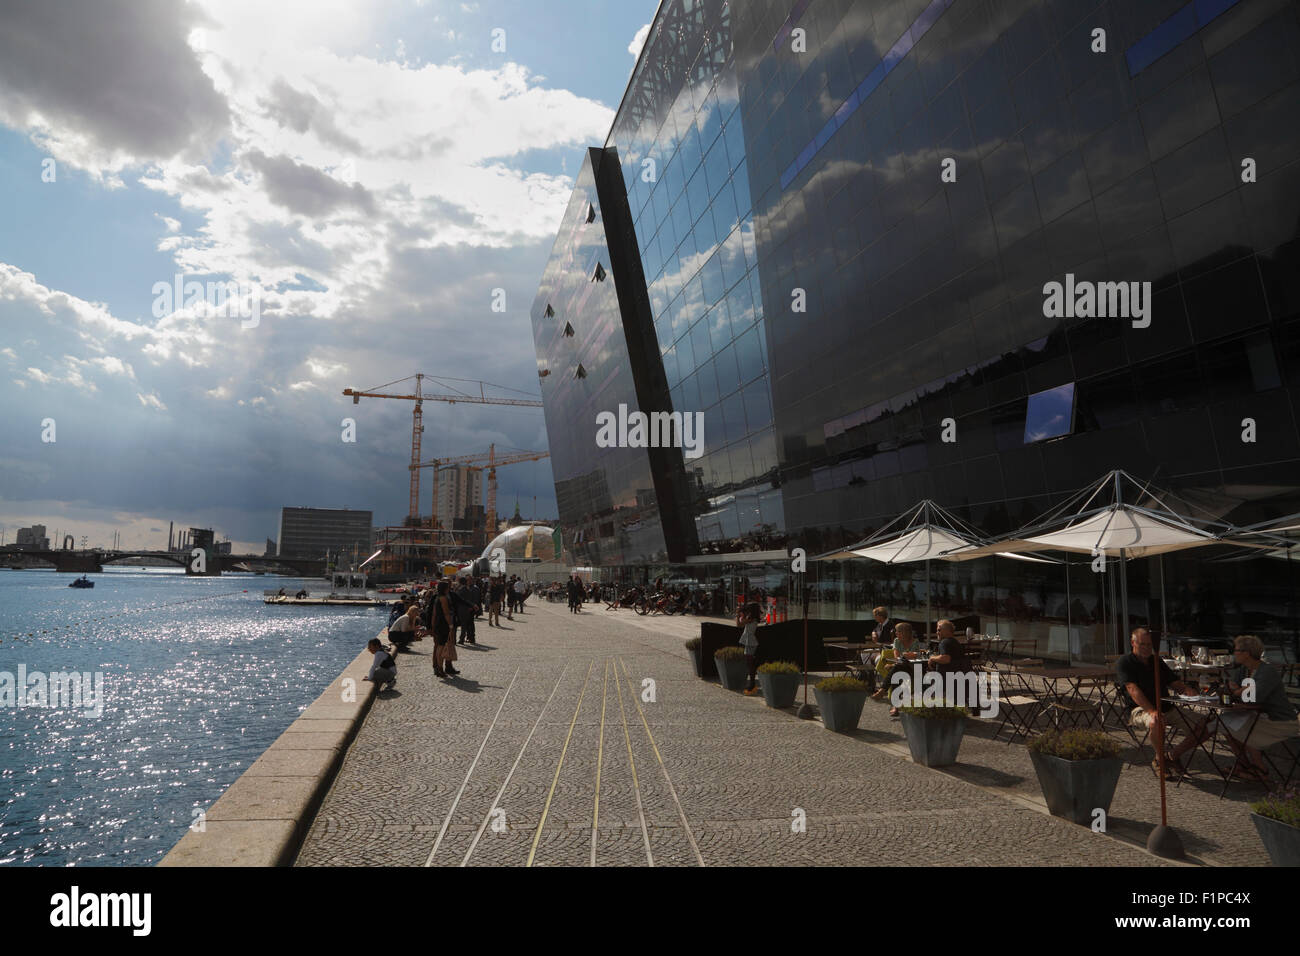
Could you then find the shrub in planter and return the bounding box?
[684,637,703,679]
[898,705,968,767]
[756,660,801,709]
[813,676,870,732]
[1026,730,1123,826]
[714,645,749,691]
[1250,790,1300,867]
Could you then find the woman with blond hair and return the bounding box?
[1221,634,1298,781]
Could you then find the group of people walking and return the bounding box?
[366,573,533,686]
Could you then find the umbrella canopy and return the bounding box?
[942,471,1235,561]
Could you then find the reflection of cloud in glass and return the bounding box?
[1024,383,1075,443]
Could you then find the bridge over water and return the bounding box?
[9,550,325,576]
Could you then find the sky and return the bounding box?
[0,0,657,552]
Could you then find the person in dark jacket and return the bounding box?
[455,577,480,645]
[567,575,584,613]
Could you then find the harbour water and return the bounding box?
[0,566,385,866]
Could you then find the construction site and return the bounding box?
[343,373,553,579]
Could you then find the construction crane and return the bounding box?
[417,444,550,534]
[342,375,544,523]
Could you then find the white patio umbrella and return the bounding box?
[935,470,1253,857]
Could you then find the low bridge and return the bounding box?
[11,550,326,577]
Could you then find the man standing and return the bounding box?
[487,575,504,627]
[567,574,584,613]
[455,577,480,645]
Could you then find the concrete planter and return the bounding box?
[686,645,704,679]
[715,654,749,691]
[1029,751,1123,826]
[757,671,801,709]
[1251,812,1300,867]
[900,713,965,766]
[814,686,868,732]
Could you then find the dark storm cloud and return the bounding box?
[0,0,229,158]
[245,150,377,217]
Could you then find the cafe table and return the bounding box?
[1012,663,1113,730]
[1166,696,1262,797]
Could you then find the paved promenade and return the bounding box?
[296,600,1271,867]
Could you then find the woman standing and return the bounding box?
[432,580,459,679]
[738,601,761,696]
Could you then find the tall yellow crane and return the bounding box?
[343,375,544,522]
[417,445,550,534]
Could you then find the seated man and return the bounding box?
[870,606,896,645]
[928,619,969,676]
[1221,634,1299,782]
[1117,627,1209,779]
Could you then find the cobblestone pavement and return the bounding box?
[296,600,1268,866]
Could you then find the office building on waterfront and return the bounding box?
[434,465,484,529]
[277,507,373,559]
[532,0,1300,653]
[15,525,49,550]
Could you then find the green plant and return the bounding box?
[898,705,968,718]
[1028,729,1121,760]
[714,645,746,661]
[684,637,701,651]
[757,660,800,675]
[1251,790,1300,828]
[815,676,869,693]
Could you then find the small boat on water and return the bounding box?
[69,576,95,588]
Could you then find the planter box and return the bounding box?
[813,686,868,733]
[686,646,704,679]
[1029,751,1123,826]
[715,655,749,691]
[757,671,801,709]
[1251,812,1300,867]
[899,713,965,766]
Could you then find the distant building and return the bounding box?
[277,507,373,559]
[434,465,483,528]
[216,540,232,555]
[264,538,276,557]
[16,525,49,550]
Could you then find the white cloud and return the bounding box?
[628,23,651,58]
[136,392,167,410]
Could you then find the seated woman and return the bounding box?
[877,622,929,716]
[1221,634,1299,782]
[388,606,424,652]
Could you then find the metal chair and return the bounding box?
[984,664,1045,744]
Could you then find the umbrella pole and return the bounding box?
[797,580,814,719]
[1143,547,1183,859]
[1065,555,1072,666]
[926,558,932,642]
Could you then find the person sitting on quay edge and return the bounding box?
[387,605,424,652]
[1117,627,1211,779]
[364,637,397,691]
[1219,633,1299,782]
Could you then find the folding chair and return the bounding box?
[1258,735,1300,791]
[985,665,1045,744]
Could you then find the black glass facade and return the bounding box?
[533,0,1300,654]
